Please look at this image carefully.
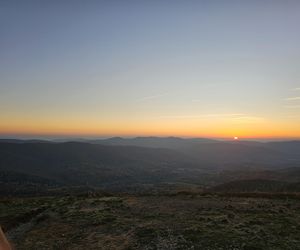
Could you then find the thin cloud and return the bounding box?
[202,113,245,117]
[286,115,300,119]
[292,87,300,91]
[285,97,300,101]
[159,115,206,119]
[285,105,300,108]
[159,113,265,124]
[159,113,246,119]
[136,93,169,102]
[232,116,265,123]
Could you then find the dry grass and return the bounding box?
[1,193,300,249]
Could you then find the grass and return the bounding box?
[1,193,300,249]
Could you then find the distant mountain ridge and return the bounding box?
[1,137,300,167]
[89,136,218,149]
[91,137,300,168]
[0,142,202,190]
[0,137,299,194]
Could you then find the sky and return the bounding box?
[1,0,300,139]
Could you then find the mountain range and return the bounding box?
[0,137,299,194]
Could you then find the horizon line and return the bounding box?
[1,134,300,142]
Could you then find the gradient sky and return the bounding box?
[1,1,300,139]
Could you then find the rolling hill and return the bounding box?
[0,138,299,194]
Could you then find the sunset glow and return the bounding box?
[1,1,300,140]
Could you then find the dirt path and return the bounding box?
[6,207,48,245]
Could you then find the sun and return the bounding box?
[234,136,239,140]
